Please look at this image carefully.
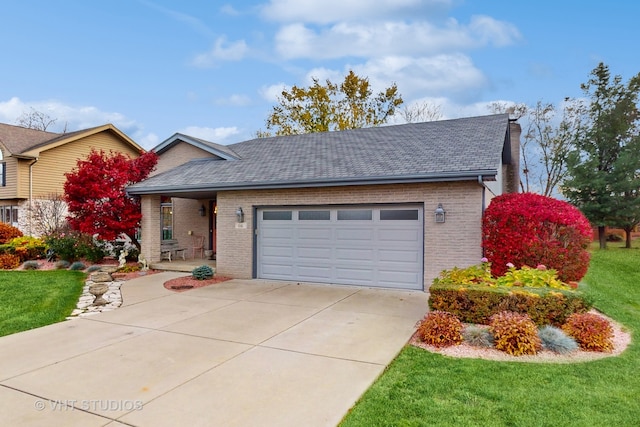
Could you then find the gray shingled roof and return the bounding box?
[128,114,510,197]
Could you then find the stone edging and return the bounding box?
[66,280,124,319]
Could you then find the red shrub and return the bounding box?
[562,313,614,352]
[417,311,463,347]
[0,253,20,270]
[0,222,22,244]
[482,193,592,282]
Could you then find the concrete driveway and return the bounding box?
[0,273,428,427]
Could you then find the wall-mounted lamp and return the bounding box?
[236,207,244,223]
[199,205,206,217]
[434,203,446,223]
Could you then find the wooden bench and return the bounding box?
[160,240,187,262]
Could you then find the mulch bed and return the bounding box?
[163,275,233,292]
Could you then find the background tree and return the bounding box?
[29,193,69,236]
[16,107,57,131]
[488,101,580,197]
[522,100,585,197]
[63,149,158,249]
[400,101,442,123]
[562,63,640,249]
[258,70,403,136]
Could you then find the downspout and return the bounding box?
[478,175,486,216]
[28,157,39,236]
[478,175,486,257]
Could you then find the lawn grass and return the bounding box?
[340,246,640,427]
[0,270,86,337]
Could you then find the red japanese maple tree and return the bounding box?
[63,149,158,249]
[482,192,592,282]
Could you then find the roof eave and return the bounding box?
[153,133,240,160]
[127,170,497,196]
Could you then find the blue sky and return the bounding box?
[1,0,638,149]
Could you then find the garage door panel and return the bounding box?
[261,227,295,240]
[258,206,423,289]
[297,265,333,281]
[297,247,333,261]
[378,249,421,263]
[378,228,421,242]
[335,267,374,282]
[297,227,333,240]
[335,248,374,261]
[336,228,374,241]
[261,264,295,277]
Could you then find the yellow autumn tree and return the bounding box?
[258,71,403,137]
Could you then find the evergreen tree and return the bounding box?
[563,63,640,248]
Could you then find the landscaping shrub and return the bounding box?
[462,325,494,348]
[54,260,70,269]
[433,262,494,287]
[562,312,614,352]
[606,233,623,242]
[192,265,214,280]
[429,285,591,326]
[5,236,46,261]
[69,261,87,271]
[489,311,542,356]
[0,223,22,244]
[538,325,579,354]
[117,264,140,273]
[22,260,41,270]
[44,231,106,262]
[482,192,592,282]
[0,253,21,270]
[417,311,463,348]
[496,264,569,289]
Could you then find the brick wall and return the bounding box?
[215,181,484,290]
[140,195,161,262]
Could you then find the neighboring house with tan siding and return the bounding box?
[0,122,143,235]
[129,114,521,291]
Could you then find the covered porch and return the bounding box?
[150,258,217,273]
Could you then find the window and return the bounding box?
[161,199,173,240]
[0,205,18,225]
[380,209,419,220]
[299,210,330,220]
[337,209,372,220]
[263,211,292,220]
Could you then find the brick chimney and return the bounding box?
[503,119,521,194]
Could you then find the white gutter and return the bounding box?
[28,157,39,236]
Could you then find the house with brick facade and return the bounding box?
[128,114,521,291]
[0,122,143,236]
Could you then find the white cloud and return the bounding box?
[220,4,240,15]
[468,15,521,47]
[0,97,135,132]
[274,17,520,60]
[0,96,163,149]
[259,83,288,102]
[215,94,252,107]
[135,132,160,149]
[192,36,248,67]
[304,54,486,103]
[179,126,240,143]
[139,1,214,37]
[261,0,448,24]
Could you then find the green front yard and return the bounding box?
[341,247,640,426]
[0,270,85,337]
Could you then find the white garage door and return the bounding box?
[257,206,423,289]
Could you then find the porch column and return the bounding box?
[141,195,161,262]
